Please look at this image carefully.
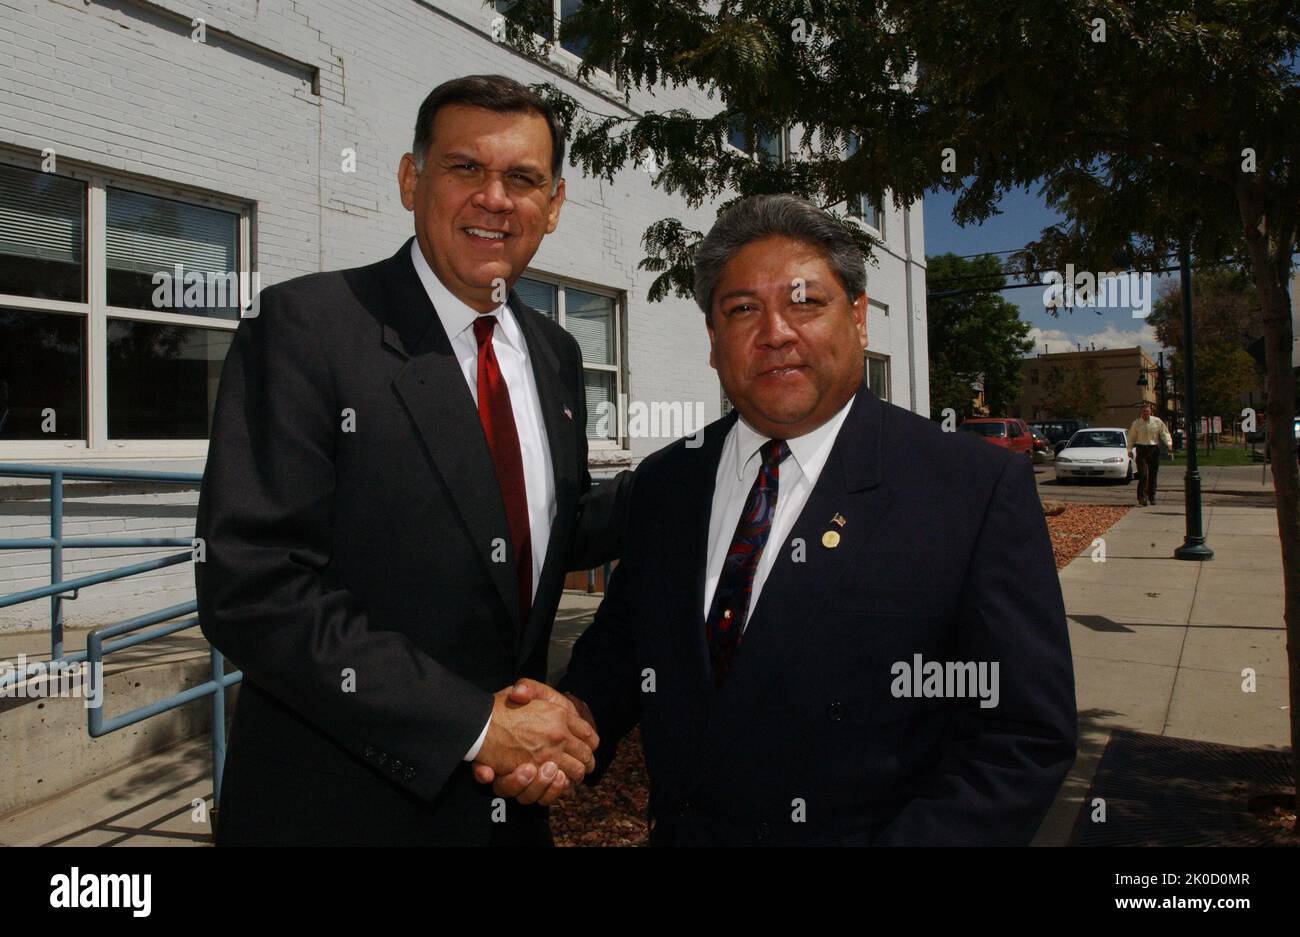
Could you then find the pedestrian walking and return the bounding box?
[1128,403,1173,506]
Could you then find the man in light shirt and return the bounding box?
[481,194,1077,845]
[1128,402,1173,506]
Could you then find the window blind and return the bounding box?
[0,164,84,264]
[565,288,615,365]
[513,276,556,319]
[106,187,237,276]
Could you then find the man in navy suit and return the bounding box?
[479,194,1076,845]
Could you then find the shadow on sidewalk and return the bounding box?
[1066,729,1295,845]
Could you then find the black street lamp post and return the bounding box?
[1137,350,1170,424]
[1174,244,1214,561]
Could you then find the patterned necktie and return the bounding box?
[705,438,790,687]
[472,315,532,629]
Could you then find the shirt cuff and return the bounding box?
[463,714,491,761]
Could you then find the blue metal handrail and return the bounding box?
[0,462,241,803]
[2,462,618,811]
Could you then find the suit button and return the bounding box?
[375,751,388,767]
[756,821,771,842]
[402,765,415,781]
[363,745,376,761]
[390,758,404,774]
[827,702,846,721]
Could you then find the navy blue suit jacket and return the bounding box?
[561,384,1077,845]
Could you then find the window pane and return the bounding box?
[494,0,554,39]
[513,276,556,320]
[727,114,749,153]
[584,369,616,441]
[107,319,232,439]
[865,200,882,232]
[867,356,888,401]
[560,0,590,58]
[106,188,240,319]
[845,133,882,229]
[757,127,783,165]
[0,164,85,302]
[565,288,615,365]
[0,309,86,440]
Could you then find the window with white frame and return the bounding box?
[494,0,615,77]
[511,274,624,447]
[845,132,884,235]
[726,114,787,165]
[0,158,250,452]
[865,351,890,402]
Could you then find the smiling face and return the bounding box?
[398,103,565,312]
[706,235,867,439]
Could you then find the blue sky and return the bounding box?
[921,185,1166,358]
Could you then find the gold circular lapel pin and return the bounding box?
[822,514,846,548]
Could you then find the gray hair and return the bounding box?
[693,194,867,317]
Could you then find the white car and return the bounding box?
[1054,427,1133,483]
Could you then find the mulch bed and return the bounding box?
[551,727,651,847]
[552,502,1131,845]
[1044,503,1130,569]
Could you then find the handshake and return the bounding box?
[470,679,599,807]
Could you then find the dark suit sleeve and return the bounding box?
[567,469,633,571]
[555,335,633,571]
[557,526,643,783]
[195,286,492,804]
[874,455,1077,845]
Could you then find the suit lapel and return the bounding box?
[381,240,518,647]
[700,387,898,773]
[512,290,580,666]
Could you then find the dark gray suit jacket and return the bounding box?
[197,238,629,845]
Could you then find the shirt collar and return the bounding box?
[409,238,522,353]
[730,393,857,483]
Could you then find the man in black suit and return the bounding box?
[196,75,628,845]
[482,194,1077,844]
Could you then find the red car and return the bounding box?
[957,417,1036,458]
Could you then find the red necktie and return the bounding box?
[472,315,532,628]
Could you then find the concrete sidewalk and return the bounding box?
[1033,501,1291,844]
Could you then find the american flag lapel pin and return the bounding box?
[562,404,573,421]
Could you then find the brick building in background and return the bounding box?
[1016,347,1160,425]
[0,0,928,630]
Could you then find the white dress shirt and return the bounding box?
[1127,415,1172,449]
[703,395,857,626]
[410,240,556,761]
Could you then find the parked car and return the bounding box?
[1028,426,1054,464]
[1029,419,1090,455]
[1262,416,1300,463]
[1054,427,1133,484]
[958,417,1036,458]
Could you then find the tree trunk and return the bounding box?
[1239,202,1300,821]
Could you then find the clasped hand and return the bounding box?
[471,679,598,807]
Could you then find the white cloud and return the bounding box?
[1026,322,1163,356]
